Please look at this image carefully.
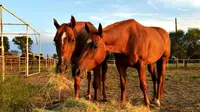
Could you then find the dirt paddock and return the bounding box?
[25,67,200,112]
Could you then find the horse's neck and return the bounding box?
[72,22,91,59]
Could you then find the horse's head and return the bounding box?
[54,16,76,74]
[76,23,107,77]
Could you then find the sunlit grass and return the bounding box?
[0,76,41,112]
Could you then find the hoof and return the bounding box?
[85,95,92,100]
[145,106,151,112]
[75,97,79,100]
[102,98,108,102]
[155,99,161,107]
[151,98,156,103]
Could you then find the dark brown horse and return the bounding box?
[53,16,108,100]
[76,19,170,109]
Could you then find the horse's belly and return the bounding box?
[146,43,165,64]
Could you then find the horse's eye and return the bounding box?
[93,45,97,49]
[71,39,75,43]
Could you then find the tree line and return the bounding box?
[0,36,33,56]
[1,27,200,59]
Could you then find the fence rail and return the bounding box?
[0,55,57,76]
[108,59,200,68]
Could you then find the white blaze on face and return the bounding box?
[86,38,92,44]
[61,32,66,45]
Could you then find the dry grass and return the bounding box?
[22,66,200,112]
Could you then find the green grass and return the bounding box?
[0,76,41,112]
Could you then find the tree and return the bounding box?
[0,36,10,53]
[169,28,200,59]
[184,28,200,59]
[8,50,20,56]
[53,53,58,59]
[169,30,186,59]
[12,36,33,56]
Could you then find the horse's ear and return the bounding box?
[98,23,103,37]
[70,15,76,28]
[85,23,90,33]
[53,18,60,29]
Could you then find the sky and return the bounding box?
[1,0,200,56]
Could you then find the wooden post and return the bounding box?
[175,18,178,68]
[176,58,178,68]
[11,59,13,71]
[45,56,47,68]
[39,35,41,73]
[26,24,29,77]
[18,57,20,73]
[0,5,5,81]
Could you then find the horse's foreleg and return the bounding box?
[137,61,150,109]
[148,64,157,102]
[93,66,101,100]
[102,59,108,101]
[74,76,81,100]
[116,64,127,104]
[86,72,92,100]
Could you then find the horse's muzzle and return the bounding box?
[56,64,67,75]
[75,68,87,79]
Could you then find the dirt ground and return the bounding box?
[26,66,200,112]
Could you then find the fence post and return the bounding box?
[39,34,41,73]
[183,59,185,67]
[45,55,48,68]
[11,59,13,71]
[176,58,178,68]
[0,5,5,81]
[18,57,20,73]
[26,24,29,77]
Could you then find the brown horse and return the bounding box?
[53,16,108,100]
[76,19,170,109]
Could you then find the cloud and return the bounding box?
[74,1,82,4]
[176,8,189,11]
[40,30,55,44]
[154,0,200,8]
[147,0,159,10]
[138,18,175,32]
[89,12,200,33]
[137,16,200,32]
[89,16,118,27]
[111,12,160,18]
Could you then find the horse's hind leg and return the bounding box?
[86,72,92,100]
[102,59,108,101]
[148,64,156,102]
[156,57,168,106]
